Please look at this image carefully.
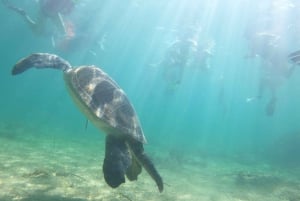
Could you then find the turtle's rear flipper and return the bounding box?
[12,53,71,75]
[103,135,131,188]
[288,50,300,65]
[129,141,163,192]
[126,155,142,181]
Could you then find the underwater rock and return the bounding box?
[0,122,22,140]
[279,190,300,201]
[235,171,281,190]
[266,131,300,167]
[22,169,85,181]
[22,169,50,179]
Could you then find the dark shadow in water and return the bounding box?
[234,171,281,192]
[20,195,87,201]
[1,193,87,201]
[265,131,300,167]
[0,126,20,140]
[0,185,88,201]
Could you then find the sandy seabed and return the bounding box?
[0,123,299,201]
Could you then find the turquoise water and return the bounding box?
[1,0,300,200]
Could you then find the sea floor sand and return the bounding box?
[0,123,299,201]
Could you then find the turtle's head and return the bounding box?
[12,53,72,75]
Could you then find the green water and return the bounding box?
[1,0,300,200]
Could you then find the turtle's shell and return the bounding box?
[64,66,146,144]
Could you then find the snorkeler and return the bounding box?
[247,34,293,116]
[243,3,297,116]
[161,26,213,90]
[162,38,194,87]
[189,40,214,72]
[244,0,300,116]
[2,0,76,47]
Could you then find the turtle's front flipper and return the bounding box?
[129,141,163,192]
[12,53,71,75]
[103,135,131,188]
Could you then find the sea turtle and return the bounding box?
[12,53,163,192]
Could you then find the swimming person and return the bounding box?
[161,25,213,91]
[244,18,295,116]
[2,0,76,46]
[162,38,195,87]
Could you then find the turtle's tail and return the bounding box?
[12,53,72,75]
[129,141,164,193]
